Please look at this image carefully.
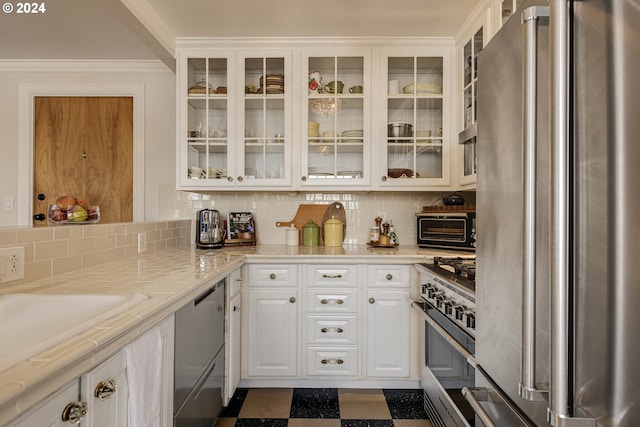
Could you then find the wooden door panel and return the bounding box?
[34,97,133,225]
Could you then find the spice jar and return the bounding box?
[302,220,320,247]
[369,226,380,244]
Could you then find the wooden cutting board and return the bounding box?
[275,202,347,244]
[321,202,347,242]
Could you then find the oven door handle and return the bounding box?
[409,300,477,366]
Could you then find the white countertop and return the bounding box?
[0,243,465,424]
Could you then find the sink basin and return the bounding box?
[0,293,148,373]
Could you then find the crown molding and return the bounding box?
[0,59,172,73]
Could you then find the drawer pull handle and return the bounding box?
[321,358,344,365]
[94,379,117,400]
[61,401,88,424]
[322,274,343,279]
[320,298,345,305]
[369,297,376,304]
[289,297,296,303]
[269,273,276,280]
[321,327,344,334]
[386,274,393,280]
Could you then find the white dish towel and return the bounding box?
[123,326,162,427]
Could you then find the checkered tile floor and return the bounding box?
[215,388,433,427]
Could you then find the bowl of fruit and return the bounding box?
[48,196,100,224]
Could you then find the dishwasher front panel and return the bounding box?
[174,280,225,417]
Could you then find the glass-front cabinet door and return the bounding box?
[237,51,292,187]
[380,50,451,188]
[459,27,483,186]
[178,54,235,188]
[301,51,371,187]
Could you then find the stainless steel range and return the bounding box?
[412,257,477,427]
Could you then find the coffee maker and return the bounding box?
[196,209,225,249]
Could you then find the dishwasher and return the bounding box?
[174,279,225,427]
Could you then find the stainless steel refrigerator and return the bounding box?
[472,0,640,426]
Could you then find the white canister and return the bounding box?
[286,224,299,246]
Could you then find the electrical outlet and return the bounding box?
[0,246,25,283]
[137,232,148,253]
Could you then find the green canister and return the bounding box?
[302,220,320,246]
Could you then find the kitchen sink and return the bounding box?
[0,293,148,373]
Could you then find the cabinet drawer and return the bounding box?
[306,347,358,376]
[306,316,358,345]
[308,265,357,287]
[367,265,411,288]
[306,290,357,313]
[249,265,297,286]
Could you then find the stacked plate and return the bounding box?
[308,122,320,142]
[340,129,363,143]
[259,73,285,94]
[402,82,442,94]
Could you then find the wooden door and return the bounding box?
[33,97,133,225]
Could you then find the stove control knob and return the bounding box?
[426,285,439,299]
[435,295,447,308]
[465,312,476,329]
[454,305,466,321]
[443,300,454,315]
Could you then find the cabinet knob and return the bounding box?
[301,176,307,181]
[269,273,276,280]
[369,297,376,304]
[321,327,344,334]
[227,176,234,182]
[61,401,88,424]
[237,176,244,182]
[385,273,393,280]
[289,297,296,303]
[381,176,388,181]
[94,379,117,400]
[233,305,240,312]
[322,274,343,279]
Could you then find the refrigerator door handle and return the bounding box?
[519,5,549,403]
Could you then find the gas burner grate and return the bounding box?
[434,257,476,281]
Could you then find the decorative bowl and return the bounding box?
[48,204,100,224]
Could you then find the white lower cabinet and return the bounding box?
[81,350,129,426]
[9,315,175,427]
[365,265,411,378]
[224,268,242,405]
[242,263,415,383]
[304,265,359,378]
[365,289,411,377]
[244,265,299,377]
[10,381,79,427]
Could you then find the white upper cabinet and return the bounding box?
[378,47,454,190]
[300,49,372,189]
[237,50,294,188]
[176,40,462,192]
[178,51,236,189]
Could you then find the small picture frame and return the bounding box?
[225,212,257,246]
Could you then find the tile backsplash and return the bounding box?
[0,220,191,283]
[158,185,476,246]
